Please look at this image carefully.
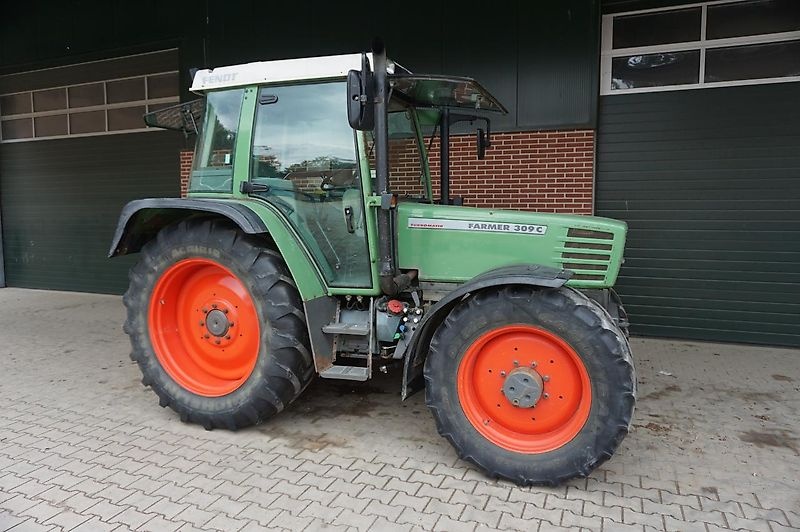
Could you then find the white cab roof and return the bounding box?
[190,53,381,92]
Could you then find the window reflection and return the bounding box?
[612,51,700,90]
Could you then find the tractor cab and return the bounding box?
[144,53,511,289]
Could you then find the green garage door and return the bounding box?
[597,83,800,347]
[0,132,182,294]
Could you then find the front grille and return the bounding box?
[564,241,612,251]
[560,227,617,284]
[567,228,614,240]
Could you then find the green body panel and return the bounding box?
[232,87,257,201]
[354,131,381,294]
[206,198,328,301]
[395,203,627,288]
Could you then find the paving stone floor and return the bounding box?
[0,288,798,531]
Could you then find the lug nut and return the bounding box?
[202,308,208,314]
[530,361,537,368]
[222,308,229,314]
[215,339,221,345]
[513,360,519,367]
[229,322,235,327]
[225,335,231,340]
[542,375,550,382]
[500,371,506,377]
[199,321,205,326]
[204,334,210,339]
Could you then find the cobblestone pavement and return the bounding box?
[0,288,798,532]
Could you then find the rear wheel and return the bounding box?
[424,285,635,485]
[124,219,313,430]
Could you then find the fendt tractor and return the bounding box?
[109,43,636,485]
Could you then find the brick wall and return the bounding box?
[179,150,193,196]
[179,129,595,213]
[418,130,594,214]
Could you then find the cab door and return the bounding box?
[245,82,373,289]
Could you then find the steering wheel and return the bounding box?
[320,169,358,191]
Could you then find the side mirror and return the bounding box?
[347,54,375,131]
[477,128,488,160]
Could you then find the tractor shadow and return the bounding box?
[251,369,445,456]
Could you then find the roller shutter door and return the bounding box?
[596,83,800,347]
[0,132,181,293]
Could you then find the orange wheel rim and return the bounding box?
[148,258,260,397]
[457,325,591,453]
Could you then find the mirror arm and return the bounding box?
[437,111,496,200]
[448,112,491,144]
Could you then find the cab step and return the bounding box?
[322,322,369,336]
[319,366,370,381]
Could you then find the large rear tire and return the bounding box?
[123,219,314,430]
[424,285,635,486]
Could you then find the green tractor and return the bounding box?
[110,43,635,486]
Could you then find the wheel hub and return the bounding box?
[148,258,260,397]
[502,367,544,408]
[456,324,592,453]
[205,309,230,337]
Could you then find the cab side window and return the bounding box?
[248,82,372,288]
[189,89,244,193]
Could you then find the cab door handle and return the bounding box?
[344,206,355,233]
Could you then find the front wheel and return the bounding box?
[123,219,314,430]
[424,286,635,486]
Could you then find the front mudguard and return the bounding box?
[399,264,571,399]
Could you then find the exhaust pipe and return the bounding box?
[372,39,397,295]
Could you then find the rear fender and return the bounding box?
[108,198,268,258]
[110,197,338,372]
[108,197,327,302]
[400,264,571,400]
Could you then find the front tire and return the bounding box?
[123,219,313,430]
[424,285,635,486]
